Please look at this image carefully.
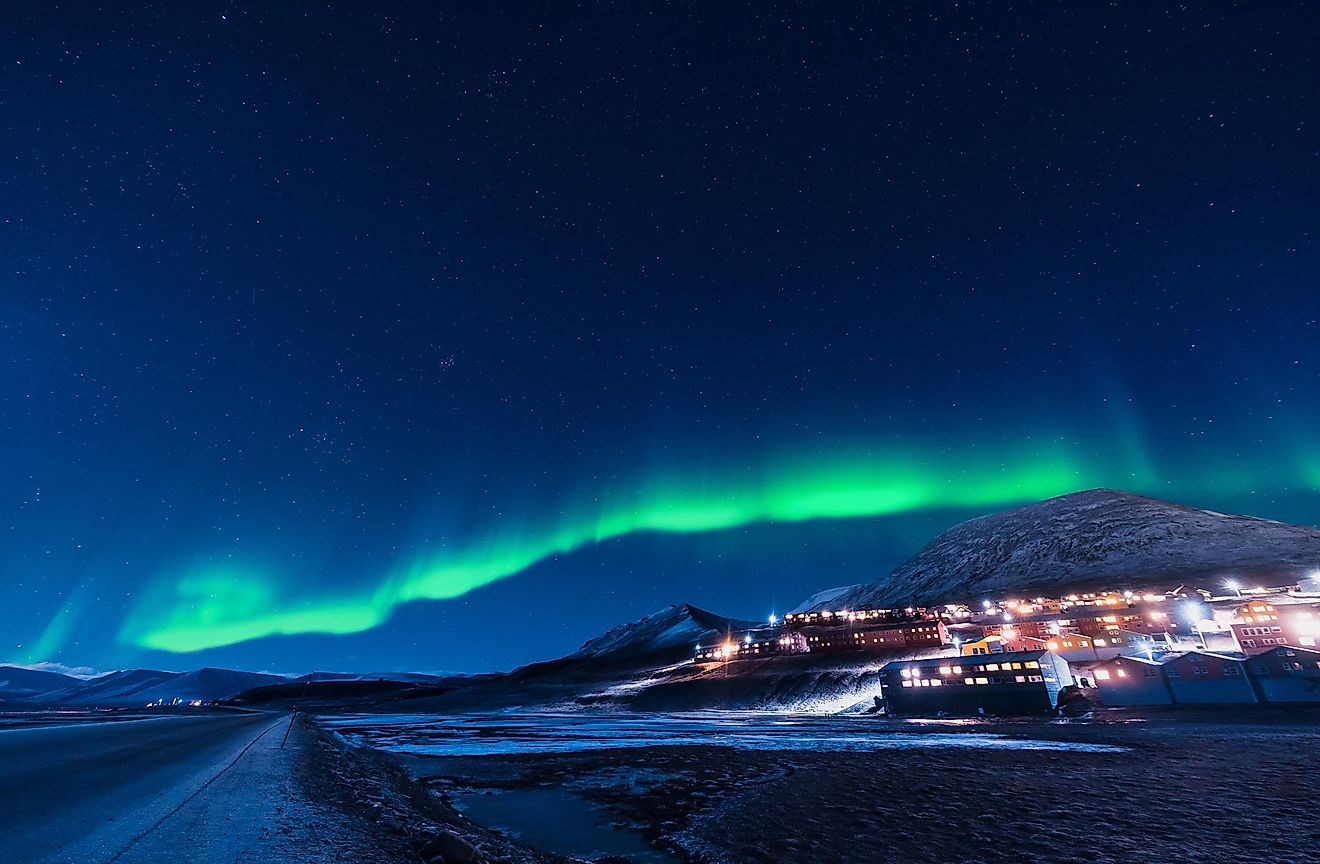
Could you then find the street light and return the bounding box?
[1181,602,1209,649]
[1226,579,1242,597]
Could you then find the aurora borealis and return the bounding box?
[5,4,1320,673]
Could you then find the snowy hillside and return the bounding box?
[570,604,760,663]
[808,489,1320,611]
[34,667,289,706]
[0,666,82,699]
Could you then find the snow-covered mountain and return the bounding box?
[807,489,1320,611]
[31,667,289,706]
[0,666,82,699]
[133,668,289,704]
[570,603,760,663]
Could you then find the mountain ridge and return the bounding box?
[805,488,1320,612]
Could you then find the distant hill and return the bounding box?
[2,666,467,708]
[294,671,454,685]
[28,667,289,707]
[805,489,1320,611]
[0,666,82,699]
[569,603,761,664]
[36,669,181,706]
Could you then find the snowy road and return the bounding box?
[0,712,329,864]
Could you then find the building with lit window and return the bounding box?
[1089,655,1174,705]
[878,650,1071,716]
[1243,646,1320,703]
[799,619,949,654]
[694,630,808,662]
[1227,600,1320,655]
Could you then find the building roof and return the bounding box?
[1164,650,1247,664]
[1091,654,1165,668]
[1244,645,1320,662]
[881,650,1050,671]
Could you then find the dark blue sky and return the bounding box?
[4,3,1319,673]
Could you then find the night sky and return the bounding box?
[4,3,1319,674]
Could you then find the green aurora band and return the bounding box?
[120,448,1121,653]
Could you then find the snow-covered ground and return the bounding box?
[0,712,407,864]
[322,711,1125,757]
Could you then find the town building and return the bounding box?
[694,630,808,662]
[1089,655,1174,705]
[1044,628,1158,662]
[960,633,1050,656]
[1243,646,1320,703]
[1161,651,1258,705]
[879,650,1071,716]
[800,618,948,653]
[1226,599,1320,655]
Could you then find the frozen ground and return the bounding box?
[322,711,1127,757]
[324,710,1320,864]
[0,711,410,864]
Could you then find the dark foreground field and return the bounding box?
[361,711,1320,864]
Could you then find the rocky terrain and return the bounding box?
[804,489,1320,612]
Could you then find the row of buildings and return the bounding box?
[692,580,1320,715]
[879,645,1320,715]
[695,584,1320,667]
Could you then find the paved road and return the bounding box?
[0,712,295,864]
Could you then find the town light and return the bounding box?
[768,613,778,625]
[982,600,993,610]
[1226,579,1242,596]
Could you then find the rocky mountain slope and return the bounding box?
[808,489,1320,611]
[14,667,290,706]
[570,603,760,662]
[0,666,82,699]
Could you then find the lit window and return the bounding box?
[952,665,962,673]
[986,663,1000,671]
[1026,661,1040,669]
[900,669,911,678]
[929,679,942,687]
[1015,675,1026,683]
[938,666,953,675]
[975,677,989,685]
[1116,669,1127,678]
[964,677,975,685]
[901,680,912,687]
[1095,669,1111,680]
[1094,639,1107,647]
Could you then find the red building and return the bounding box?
[801,619,948,654]
[1229,600,1320,655]
[1162,651,1258,704]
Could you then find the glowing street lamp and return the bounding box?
[1226,579,1242,597]
[1181,602,1209,649]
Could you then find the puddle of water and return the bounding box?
[450,786,682,864]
